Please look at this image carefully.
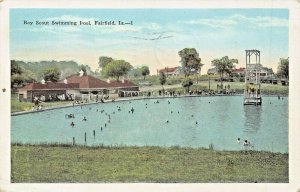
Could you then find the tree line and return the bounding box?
[98,56,150,80]
[158,48,289,92]
[11,50,288,91]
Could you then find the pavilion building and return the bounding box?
[17,70,139,102]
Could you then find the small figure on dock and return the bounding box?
[83,117,87,121]
[70,122,75,127]
[278,95,280,100]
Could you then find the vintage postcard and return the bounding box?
[1,0,300,191]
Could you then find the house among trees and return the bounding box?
[17,70,139,102]
[157,66,183,77]
[260,67,274,79]
[232,68,245,76]
[209,66,274,81]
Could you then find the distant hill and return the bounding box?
[14,60,99,81]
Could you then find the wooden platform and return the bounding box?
[244,97,262,105]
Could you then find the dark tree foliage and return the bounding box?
[159,71,167,90]
[140,66,150,80]
[102,60,133,81]
[178,48,204,77]
[182,78,193,92]
[277,58,289,79]
[11,60,23,76]
[98,56,113,69]
[43,67,61,82]
[211,56,238,86]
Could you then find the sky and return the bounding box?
[10,9,289,75]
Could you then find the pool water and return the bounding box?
[11,96,288,153]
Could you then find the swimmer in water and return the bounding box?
[195,121,198,125]
[83,117,87,121]
[237,138,241,144]
[70,122,75,127]
[166,120,169,123]
[243,140,250,146]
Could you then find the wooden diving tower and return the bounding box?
[244,49,262,105]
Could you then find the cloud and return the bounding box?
[230,14,288,27]
[180,18,237,28]
[179,14,288,28]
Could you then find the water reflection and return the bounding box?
[243,105,262,132]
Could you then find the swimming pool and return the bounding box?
[11,96,288,153]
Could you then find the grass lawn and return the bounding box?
[11,145,288,183]
[140,81,288,95]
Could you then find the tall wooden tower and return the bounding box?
[244,49,262,105]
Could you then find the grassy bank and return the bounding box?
[140,81,289,96]
[11,94,74,113]
[11,144,288,183]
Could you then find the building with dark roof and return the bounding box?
[18,70,139,102]
[18,81,79,102]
